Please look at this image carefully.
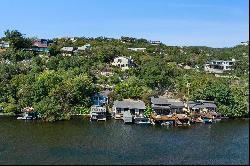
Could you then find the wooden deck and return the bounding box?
[150,113,191,126]
[150,113,177,121]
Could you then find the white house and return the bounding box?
[204,59,237,74]
[0,41,10,48]
[111,56,134,70]
[150,40,161,45]
[241,41,249,46]
[76,44,91,52]
[61,47,74,56]
[127,48,146,52]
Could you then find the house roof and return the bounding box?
[188,101,217,109]
[61,47,74,52]
[187,101,197,108]
[168,102,185,108]
[128,48,146,50]
[151,97,184,108]
[203,103,217,108]
[77,44,91,51]
[151,97,169,105]
[32,40,48,48]
[152,105,171,109]
[0,41,9,44]
[198,100,217,108]
[113,99,146,109]
[113,56,133,61]
[94,90,112,97]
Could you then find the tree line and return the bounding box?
[0,30,248,121]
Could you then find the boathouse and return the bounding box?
[187,100,217,114]
[90,106,107,121]
[90,91,111,121]
[187,100,221,121]
[112,99,146,123]
[151,97,185,115]
[150,97,189,126]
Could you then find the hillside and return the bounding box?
[0,33,249,121]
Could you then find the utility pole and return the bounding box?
[186,82,191,112]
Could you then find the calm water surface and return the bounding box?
[0,117,249,165]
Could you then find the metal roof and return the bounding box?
[152,105,171,109]
[151,97,169,105]
[151,97,184,108]
[61,47,74,52]
[188,101,217,109]
[113,99,146,109]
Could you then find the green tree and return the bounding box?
[4,30,32,49]
[144,106,153,118]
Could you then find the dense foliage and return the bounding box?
[0,30,248,121]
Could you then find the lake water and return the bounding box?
[0,117,249,165]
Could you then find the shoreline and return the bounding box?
[1,114,249,123]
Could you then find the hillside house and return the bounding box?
[150,41,161,45]
[121,36,136,43]
[241,41,249,46]
[111,56,134,70]
[128,48,146,52]
[75,44,91,52]
[61,47,74,56]
[100,67,114,77]
[204,59,237,74]
[31,39,50,53]
[0,41,10,48]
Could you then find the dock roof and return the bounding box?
[151,97,184,108]
[187,101,217,109]
[113,99,146,109]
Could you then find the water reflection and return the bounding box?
[0,117,248,165]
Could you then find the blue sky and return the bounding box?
[0,0,248,47]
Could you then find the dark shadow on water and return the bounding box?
[0,117,248,165]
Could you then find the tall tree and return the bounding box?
[4,30,32,49]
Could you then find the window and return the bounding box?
[118,59,122,63]
[117,108,121,113]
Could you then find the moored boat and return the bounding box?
[16,107,37,120]
[203,118,213,124]
[134,117,151,125]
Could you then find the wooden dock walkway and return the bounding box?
[150,113,178,121]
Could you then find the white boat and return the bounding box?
[17,115,34,120]
[137,121,151,125]
[17,117,25,120]
[134,117,150,125]
[161,121,172,126]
